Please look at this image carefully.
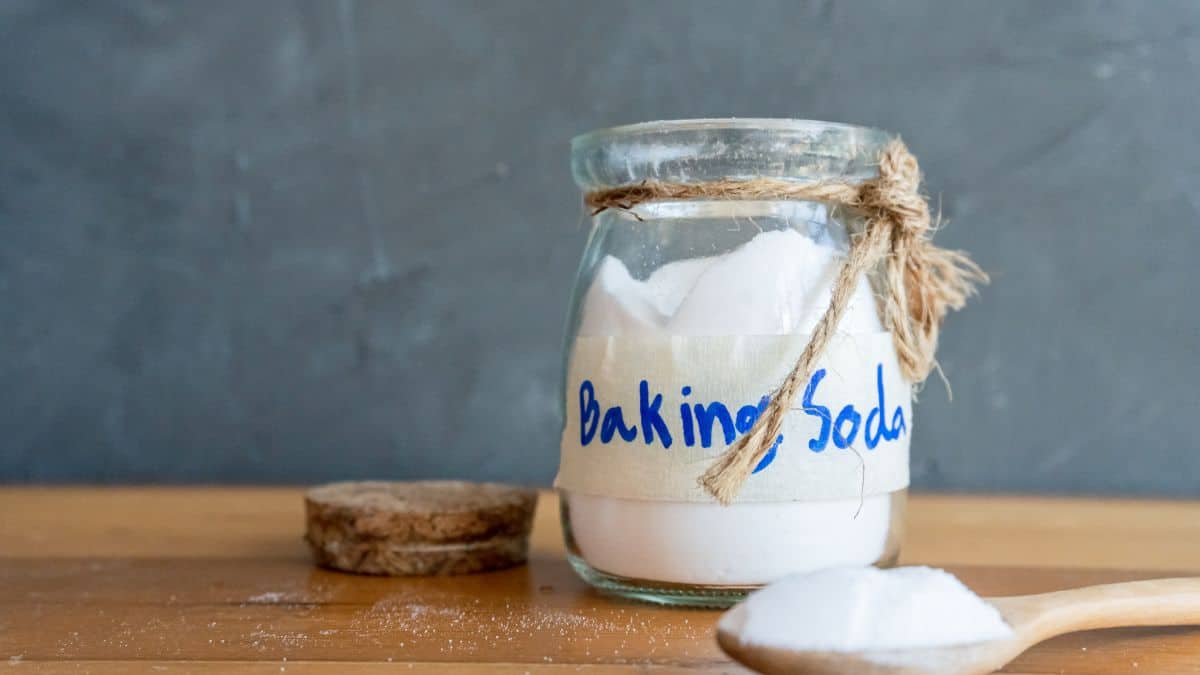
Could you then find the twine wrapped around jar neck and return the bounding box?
[585,140,988,505]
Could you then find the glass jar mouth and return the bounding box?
[571,118,894,192]
[571,118,886,148]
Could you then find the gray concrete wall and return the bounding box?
[2,0,1198,494]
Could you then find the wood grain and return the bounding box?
[2,489,1199,674]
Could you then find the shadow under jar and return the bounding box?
[557,120,909,607]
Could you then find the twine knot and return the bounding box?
[584,139,987,504]
[857,147,927,234]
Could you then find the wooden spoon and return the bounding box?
[717,577,1200,675]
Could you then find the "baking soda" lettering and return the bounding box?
[578,363,905,471]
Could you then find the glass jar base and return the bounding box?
[568,549,902,608]
[566,552,753,608]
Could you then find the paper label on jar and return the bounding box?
[555,333,911,503]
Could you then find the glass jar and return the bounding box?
[556,119,909,607]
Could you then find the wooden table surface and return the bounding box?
[4,489,1200,674]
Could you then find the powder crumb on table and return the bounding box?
[247,591,290,603]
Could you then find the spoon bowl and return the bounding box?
[717,577,1200,675]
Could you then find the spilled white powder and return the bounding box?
[568,229,896,585]
[719,566,1014,651]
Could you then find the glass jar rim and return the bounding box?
[571,117,886,147]
[571,118,894,191]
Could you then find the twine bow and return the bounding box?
[585,140,987,505]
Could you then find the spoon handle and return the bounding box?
[995,577,1200,638]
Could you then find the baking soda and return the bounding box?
[719,566,1013,650]
[577,230,881,338]
[567,229,897,585]
[567,493,893,585]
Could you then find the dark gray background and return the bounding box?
[2,1,1197,494]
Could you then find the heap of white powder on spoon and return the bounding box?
[718,566,1013,652]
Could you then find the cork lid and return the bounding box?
[304,480,538,576]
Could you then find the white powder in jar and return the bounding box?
[567,494,894,585]
[578,230,882,338]
[568,229,898,585]
[719,566,1013,651]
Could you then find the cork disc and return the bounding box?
[304,481,538,576]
